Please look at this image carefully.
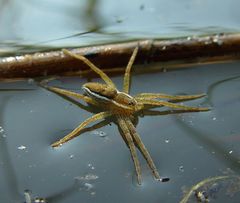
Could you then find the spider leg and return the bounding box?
[141,109,209,117]
[134,93,206,102]
[123,46,139,94]
[43,86,98,106]
[136,98,210,111]
[117,116,142,185]
[62,49,116,88]
[52,111,111,147]
[125,118,161,181]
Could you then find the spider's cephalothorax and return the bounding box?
[43,47,209,185]
[83,82,139,115]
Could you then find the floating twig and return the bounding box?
[180,176,229,203]
[0,33,240,79]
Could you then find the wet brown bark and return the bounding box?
[0,33,240,79]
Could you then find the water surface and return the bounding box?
[0,0,240,54]
[0,61,240,202]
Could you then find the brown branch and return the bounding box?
[0,33,240,79]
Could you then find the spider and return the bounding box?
[42,47,209,185]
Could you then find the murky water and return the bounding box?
[0,0,240,55]
[0,61,240,202]
[1,1,240,202]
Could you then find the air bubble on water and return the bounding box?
[165,139,170,143]
[99,131,106,137]
[0,127,4,133]
[87,163,95,170]
[0,126,6,138]
[69,154,74,159]
[84,183,94,191]
[212,117,217,121]
[188,120,194,126]
[229,150,233,154]
[179,165,184,172]
[18,145,27,150]
[90,191,96,195]
[91,130,107,138]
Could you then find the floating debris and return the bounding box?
[24,190,32,203]
[34,198,47,203]
[180,176,230,203]
[161,177,170,182]
[24,190,47,203]
[75,174,99,181]
[194,190,208,202]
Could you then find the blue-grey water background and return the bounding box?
[0,0,240,203]
[0,0,240,55]
[1,62,240,203]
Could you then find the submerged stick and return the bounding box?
[180,176,229,203]
[0,33,240,79]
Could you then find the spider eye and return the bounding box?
[127,99,136,106]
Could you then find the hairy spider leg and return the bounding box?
[117,116,142,184]
[136,98,210,111]
[123,46,139,94]
[134,93,206,101]
[142,109,209,117]
[62,49,116,88]
[125,118,161,181]
[52,111,111,147]
[45,86,97,106]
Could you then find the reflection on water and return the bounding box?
[0,61,240,202]
[203,75,240,106]
[0,0,240,54]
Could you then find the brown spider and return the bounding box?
[43,47,209,184]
